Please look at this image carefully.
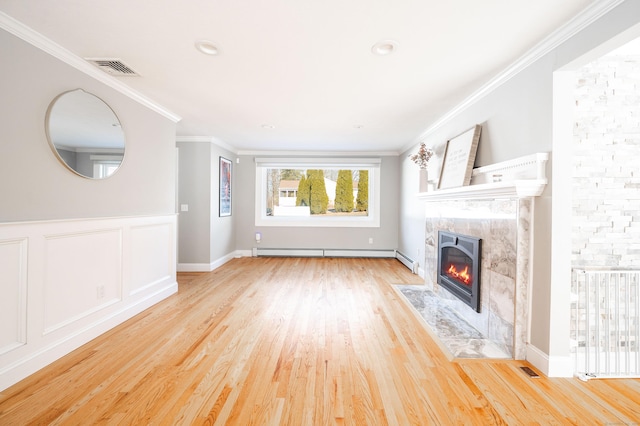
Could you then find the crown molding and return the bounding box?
[175,142,401,158]
[236,149,400,157]
[405,0,626,153]
[175,138,401,158]
[176,140,401,158]
[0,12,181,123]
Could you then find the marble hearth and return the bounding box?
[416,153,548,360]
[396,284,511,358]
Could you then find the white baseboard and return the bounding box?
[210,252,241,270]
[177,263,214,272]
[177,250,249,272]
[526,344,574,377]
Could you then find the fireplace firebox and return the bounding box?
[437,231,482,312]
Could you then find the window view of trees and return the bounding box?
[356,170,368,212]
[266,168,369,217]
[334,170,354,212]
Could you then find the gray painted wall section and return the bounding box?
[177,142,212,264]
[177,141,236,265]
[0,29,176,223]
[210,148,236,263]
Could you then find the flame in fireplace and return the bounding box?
[447,264,471,285]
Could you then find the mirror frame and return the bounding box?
[45,89,125,179]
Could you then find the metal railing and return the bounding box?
[572,269,640,380]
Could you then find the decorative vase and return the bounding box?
[419,168,429,192]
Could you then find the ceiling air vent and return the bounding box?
[86,58,139,76]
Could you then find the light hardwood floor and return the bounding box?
[1,257,639,425]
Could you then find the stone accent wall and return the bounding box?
[571,53,640,373]
[573,54,640,268]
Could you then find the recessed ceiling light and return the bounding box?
[371,39,398,56]
[195,40,220,56]
[261,124,275,129]
[354,124,364,129]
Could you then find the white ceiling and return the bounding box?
[1,0,601,153]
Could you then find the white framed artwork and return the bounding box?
[438,125,482,189]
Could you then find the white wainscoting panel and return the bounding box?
[130,223,173,295]
[0,215,178,391]
[43,229,123,334]
[0,238,28,355]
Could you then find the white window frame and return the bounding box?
[90,154,123,178]
[254,157,381,228]
[93,160,120,178]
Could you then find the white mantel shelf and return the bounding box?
[417,152,549,201]
[418,179,547,201]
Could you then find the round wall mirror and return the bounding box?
[45,89,125,179]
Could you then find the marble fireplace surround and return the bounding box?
[416,153,548,359]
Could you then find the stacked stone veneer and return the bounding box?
[424,198,532,359]
[571,53,640,367]
[572,54,640,268]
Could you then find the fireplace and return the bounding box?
[437,231,482,312]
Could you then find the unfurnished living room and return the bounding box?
[1,1,639,424]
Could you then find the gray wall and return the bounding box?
[177,141,236,265]
[177,142,212,264]
[0,29,177,223]
[234,155,400,252]
[399,0,640,360]
[210,149,236,262]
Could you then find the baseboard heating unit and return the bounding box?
[395,251,418,273]
[254,248,396,258]
[572,268,640,380]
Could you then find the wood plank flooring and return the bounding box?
[1,257,639,424]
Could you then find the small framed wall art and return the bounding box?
[438,124,482,189]
[219,156,232,216]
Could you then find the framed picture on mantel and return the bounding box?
[438,124,482,190]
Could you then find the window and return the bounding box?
[90,154,124,178]
[255,158,380,227]
[93,161,120,178]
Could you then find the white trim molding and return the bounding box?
[0,12,181,123]
[526,343,574,378]
[176,136,238,155]
[406,0,626,150]
[240,150,400,157]
[177,250,242,272]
